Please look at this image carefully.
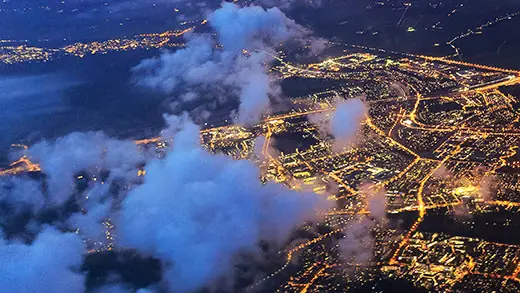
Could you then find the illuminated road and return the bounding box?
[389,144,463,265]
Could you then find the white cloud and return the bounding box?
[28,131,145,206]
[116,115,331,292]
[309,98,367,152]
[132,2,309,125]
[0,227,85,293]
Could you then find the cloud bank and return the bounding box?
[0,177,45,217]
[132,2,309,125]
[116,115,330,292]
[2,112,332,292]
[0,227,85,293]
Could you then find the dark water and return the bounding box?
[0,50,168,160]
[273,131,319,154]
[281,77,345,97]
[419,208,520,245]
